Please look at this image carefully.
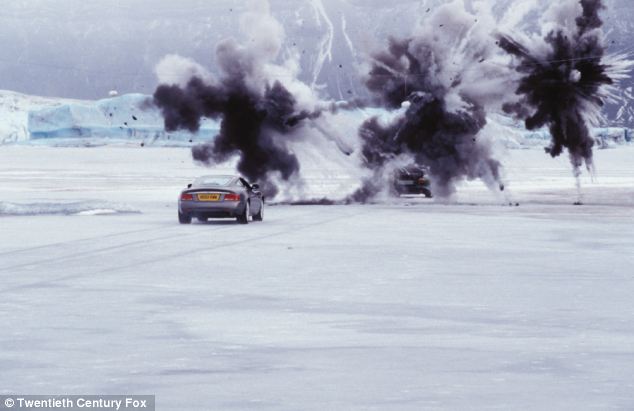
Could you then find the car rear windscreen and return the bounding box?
[194,176,234,186]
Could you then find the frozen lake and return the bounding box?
[1,146,634,410]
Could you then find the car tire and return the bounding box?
[179,211,192,224]
[253,202,263,221]
[422,188,433,198]
[237,201,249,224]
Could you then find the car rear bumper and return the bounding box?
[394,184,431,195]
[179,200,245,218]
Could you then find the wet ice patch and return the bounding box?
[0,201,140,216]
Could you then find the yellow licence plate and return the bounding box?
[197,193,221,202]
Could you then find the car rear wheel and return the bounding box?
[422,188,432,198]
[253,202,263,221]
[178,211,192,224]
[237,201,250,224]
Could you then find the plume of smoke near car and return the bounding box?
[153,0,353,199]
[352,1,513,201]
[497,0,633,197]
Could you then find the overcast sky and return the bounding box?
[0,0,630,100]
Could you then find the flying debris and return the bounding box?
[498,0,632,186]
[353,2,511,201]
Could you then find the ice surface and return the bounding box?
[0,200,139,216]
[0,145,634,410]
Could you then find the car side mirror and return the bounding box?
[187,184,192,189]
[251,183,260,190]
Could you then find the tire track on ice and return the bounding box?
[0,207,328,272]
[0,206,374,292]
[0,225,216,272]
[0,225,182,257]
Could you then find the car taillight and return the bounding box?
[181,193,194,201]
[223,193,240,202]
[418,178,427,184]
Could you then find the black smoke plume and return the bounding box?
[152,1,330,198]
[354,92,502,201]
[498,0,617,178]
[154,76,320,197]
[353,4,510,201]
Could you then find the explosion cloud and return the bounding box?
[152,0,629,203]
[498,0,631,184]
[153,0,325,198]
[353,1,512,201]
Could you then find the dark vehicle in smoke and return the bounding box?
[393,165,432,198]
[178,175,264,224]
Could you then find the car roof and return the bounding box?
[398,165,428,173]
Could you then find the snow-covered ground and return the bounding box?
[1,145,634,410]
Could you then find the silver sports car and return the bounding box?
[178,175,264,224]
